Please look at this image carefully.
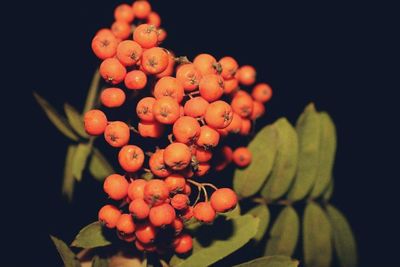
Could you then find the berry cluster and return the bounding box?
[84,0,272,256]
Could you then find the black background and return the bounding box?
[2,0,399,266]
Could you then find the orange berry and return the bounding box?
[196,125,220,149]
[193,202,216,223]
[153,96,180,124]
[195,148,213,163]
[118,145,145,173]
[125,70,147,90]
[171,218,184,235]
[141,47,169,74]
[223,78,239,94]
[183,184,191,195]
[91,31,118,60]
[237,65,256,86]
[129,198,150,220]
[193,53,220,76]
[155,51,174,78]
[98,204,121,228]
[147,11,161,27]
[157,28,167,44]
[143,179,170,206]
[164,173,186,193]
[132,0,151,19]
[135,240,156,252]
[213,146,233,171]
[210,188,238,213]
[117,231,135,242]
[154,76,184,103]
[128,179,147,200]
[135,222,157,244]
[100,58,127,85]
[133,24,158,49]
[138,121,164,138]
[217,127,229,138]
[250,101,265,120]
[136,97,156,122]
[114,4,134,23]
[116,214,136,234]
[233,147,252,167]
[149,149,171,178]
[199,74,224,102]
[116,40,142,67]
[224,112,242,134]
[183,96,209,118]
[204,100,233,129]
[149,203,176,227]
[171,194,189,210]
[103,174,129,200]
[195,162,211,176]
[111,21,131,40]
[100,87,126,108]
[219,56,238,80]
[173,116,201,144]
[239,118,252,136]
[179,206,193,221]
[252,83,273,103]
[231,92,254,118]
[176,63,202,92]
[104,121,130,147]
[84,109,108,135]
[163,143,192,171]
[173,234,193,254]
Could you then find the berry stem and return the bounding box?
[202,183,218,191]
[130,126,139,134]
[168,134,174,144]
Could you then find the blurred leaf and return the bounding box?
[310,112,337,197]
[233,255,299,267]
[303,202,332,267]
[261,118,298,201]
[322,179,334,201]
[89,148,114,181]
[265,206,299,257]
[71,222,112,248]
[72,142,92,181]
[224,203,241,219]
[50,235,81,267]
[247,205,270,242]
[326,205,357,267]
[92,255,109,267]
[171,215,259,267]
[34,92,79,141]
[288,103,321,201]
[83,69,101,114]
[62,145,77,201]
[234,125,278,198]
[64,103,89,139]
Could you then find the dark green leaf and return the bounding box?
[34,92,79,141]
[171,215,259,267]
[310,112,337,197]
[72,143,92,181]
[326,205,357,267]
[303,202,332,267]
[261,118,298,201]
[92,255,109,267]
[322,179,334,201]
[265,206,299,257]
[64,103,89,139]
[288,103,321,201]
[62,145,77,201]
[83,69,101,114]
[50,235,81,267]
[247,204,270,242]
[234,125,278,198]
[234,255,299,267]
[71,222,112,248]
[89,148,114,181]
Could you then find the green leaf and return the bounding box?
[234,255,299,267]
[89,148,114,181]
[247,204,270,242]
[83,69,101,114]
[265,206,299,257]
[92,255,109,267]
[50,235,81,267]
[34,92,79,141]
[72,142,92,181]
[303,202,332,267]
[326,205,357,267]
[71,222,112,248]
[223,203,241,219]
[64,103,89,139]
[310,112,337,198]
[62,145,77,201]
[322,179,334,201]
[171,215,259,267]
[288,103,321,201]
[233,125,278,198]
[261,118,298,201]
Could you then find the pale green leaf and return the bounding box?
[247,205,270,242]
[322,179,334,201]
[89,148,114,181]
[92,255,109,267]
[234,255,299,267]
[223,203,241,219]
[64,103,89,139]
[62,145,77,201]
[50,235,81,267]
[72,143,92,181]
[71,222,112,248]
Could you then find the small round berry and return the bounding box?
[114,4,134,23]
[132,0,152,19]
[210,188,238,213]
[163,143,192,171]
[127,179,147,200]
[233,147,252,167]
[118,145,145,173]
[223,78,239,94]
[129,198,150,220]
[171,218,184,235]
[237,65,256,86]
[149,149,171,178]
[250,101,266,120]
[240,118,252,136]
[143,179,170,206]
[136,97,156,122]
[204,100,233,129]
[100,88,126,108]
[153,96,181,124]
[138,121,164,138]
[252,83,273,103]
[100,58,127,85]
[195,162,211,177]
[111,21,131,40]
[196,126,220,149]
[141,47,170,74]
[173,116,201,144]
[193,53,220,76]
[103,174,129,200]
[154,76,184,103]
[231,92,254,118]
[171,194,190,210]
[104,121,130,147]
[116,40,142,66]
[147,11,161,27]
[135,222,157,244]
[199,74,224,102]
[173,234,193,254]
[91,31,118,60]
[179,206,193,221]
[116,214,135,234]
[195,148,213,163]
[164,173,186,193]
[219,56,238,80]
[176,63,202,92]
[98,204,121,229]
[183,96,209,118]
[193,202,216,223]
[84,109,108,135]
[224,112,242,134]
[149,203,176,227]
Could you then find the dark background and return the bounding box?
[2,0,398,266]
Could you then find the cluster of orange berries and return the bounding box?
[84,0,272,256]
